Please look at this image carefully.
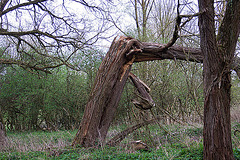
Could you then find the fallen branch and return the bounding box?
[106,116,162,147]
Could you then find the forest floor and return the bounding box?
[1,122,240,160]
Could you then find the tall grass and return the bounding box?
[2,130,77,153]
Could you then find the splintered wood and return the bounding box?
[129,72,155,110]
[120,55,135,82]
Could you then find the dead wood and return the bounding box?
[106,116,161,147]
[129,72,155,110]
[131,140,149,151]
[72,36,139,147]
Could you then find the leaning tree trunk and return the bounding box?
[72,36,137,147]
[198,0,240,159]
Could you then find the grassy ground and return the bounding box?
[1,123,240,159]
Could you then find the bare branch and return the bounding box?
[0,0,9,12]
[0,0,47,16]
[0,58,52,74]
[0,0,112,74]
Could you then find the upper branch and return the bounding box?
[157,0,205,52]
[0,0,111,74]
[0,30,79,45]
[123,36,240,79]
[0,0,47,16]
[130,41,203,63]
[0,0,9,12]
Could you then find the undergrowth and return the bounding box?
[0,123,239,160]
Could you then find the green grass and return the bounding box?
[1,123,239,160]
[1,146,239,160]
[0,145,204,160]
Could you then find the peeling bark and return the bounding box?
[72,36,137,147]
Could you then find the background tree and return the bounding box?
[0,0,113,149]
[0,0,110,73]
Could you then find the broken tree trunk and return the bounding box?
[72,36,240,147]
[72,36,203,147]
[72,36,139,147]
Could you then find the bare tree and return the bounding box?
[0,0,110,74]
[0,0,113,149]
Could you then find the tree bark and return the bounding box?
[129,72,155,110]
[198,0,240,159]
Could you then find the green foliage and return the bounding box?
[0,151,47,160]
[0,144,205,160]
[231,73,240,105]
[234,148,240,160]
[0,49,103,131]
[175,143,203,160]
[185,127,203,137]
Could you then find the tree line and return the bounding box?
[0,49,102,131]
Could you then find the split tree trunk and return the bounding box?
[72,36,204,147]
